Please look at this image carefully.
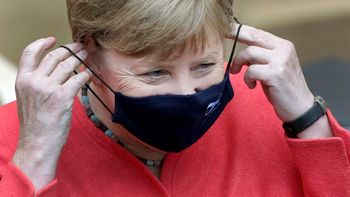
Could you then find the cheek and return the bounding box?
[196,65,226,91]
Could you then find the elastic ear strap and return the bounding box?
[226,17,243,73]
[60,45,115,93]
[60,45,114,115]
[73,70,114,114]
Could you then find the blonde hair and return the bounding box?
[66,0,234,59]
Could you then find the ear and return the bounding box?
[83,36,104,87]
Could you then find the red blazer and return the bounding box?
[0,73,349,196]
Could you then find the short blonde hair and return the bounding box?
[66,0,234,59]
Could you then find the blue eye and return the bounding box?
[143,70,168,77]
[193,63,216,71]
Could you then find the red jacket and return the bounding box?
[0,74,350,196]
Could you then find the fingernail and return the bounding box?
[44,37,55,44]
[47,36,55,41]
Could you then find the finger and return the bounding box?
[49,50,87,84]
[18,37,56,74]
[63,69,92,98]
[229,24,282,50]
[231,46,272,74]
[36,42,84,76]
[244,64,272,89]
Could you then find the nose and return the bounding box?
[172,74,203,95]
[175,84,202,95]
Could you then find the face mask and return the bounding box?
[62,21,242,152]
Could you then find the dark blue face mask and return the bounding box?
[62,20,242,153]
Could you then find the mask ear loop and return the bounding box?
[226,17,243,73]
[60,45,114,114]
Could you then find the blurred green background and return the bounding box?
[1,0,350,105]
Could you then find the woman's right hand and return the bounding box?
[12,37,91,191]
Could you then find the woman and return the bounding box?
[0,0,349,196]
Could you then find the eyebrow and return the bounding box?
[136,51,222,71]
[191,51,221,65]
[202,51,220,60]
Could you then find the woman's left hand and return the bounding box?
[229,24,315,123]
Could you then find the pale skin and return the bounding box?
[12,24,332,191]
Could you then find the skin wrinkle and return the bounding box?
[116,76,142,95]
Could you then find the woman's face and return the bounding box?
[90,32,225,100]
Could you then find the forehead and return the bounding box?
[143,31,224,63]
[103,30,225,71]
